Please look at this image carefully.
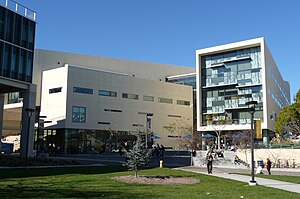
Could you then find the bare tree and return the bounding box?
[165,118,199,150]
[206,114,232,150]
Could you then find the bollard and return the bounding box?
[160,160,163,168]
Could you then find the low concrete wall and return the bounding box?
[236,149,300,168]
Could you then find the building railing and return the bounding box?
[0,0,36,21]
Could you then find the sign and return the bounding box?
[254,120,262,140]
[146,117,152,132]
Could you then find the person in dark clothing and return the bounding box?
[266,158,272,175]
[207,152,213,174]
[160,145,165,157]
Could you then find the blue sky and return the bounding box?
[16,0,300,101]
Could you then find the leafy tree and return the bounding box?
[275,89,300,135]
[123,135,151,177]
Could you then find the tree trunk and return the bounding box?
[217,133,221,150]
[134,168,138,178]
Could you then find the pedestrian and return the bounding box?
[266,158,272,175]
[160,144,165,157]
[207,152,213,174]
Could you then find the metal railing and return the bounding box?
[0,0,36,21]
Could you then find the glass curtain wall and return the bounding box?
[0,6,35,83]
[201,47,263,125]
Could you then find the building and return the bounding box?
[196,38,290,144]
[24,49,194,154]
[0,1,36,157]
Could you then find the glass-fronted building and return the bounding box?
[197,38,290,144]
[0,3,35,83]
[0,1,37,157]
[201,46,263,125]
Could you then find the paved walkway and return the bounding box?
[177,166,300,194]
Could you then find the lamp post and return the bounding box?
[145,113,153,149]
[245,100,258,186]
[25,108,35,159]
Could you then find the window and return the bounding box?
[177,100,190,106]
[143,95,154,102]
[122,93,138,100]
[168,115,182,118]
[73,87,93,95]
[99,90,117,97]
[98,122,110,125]
[158,97,173,104]
[104,109,122,113]
[72,106,86,123]
[49,87,62,94]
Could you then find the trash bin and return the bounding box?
[257,160,264,167]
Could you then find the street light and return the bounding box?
[145,113,153,149]
[25,108,35,159]
[245,100,258,186]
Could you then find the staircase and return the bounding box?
[192,151,248,168]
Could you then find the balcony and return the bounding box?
[0,0,36,21]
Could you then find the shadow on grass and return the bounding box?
[0,186,155,199]
[0,166,128,180]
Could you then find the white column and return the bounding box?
[20,84,36,158]
[0,94,4,150]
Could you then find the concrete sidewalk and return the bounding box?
[177,166,300,194]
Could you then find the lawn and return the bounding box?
[238,173,300,184]
[0,166,299,199]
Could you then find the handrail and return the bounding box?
[0,0,36,21]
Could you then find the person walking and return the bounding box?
[207,152,213,174]
[266,158,272,175]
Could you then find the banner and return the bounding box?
[146,117,152,132]
[254,120,262,140]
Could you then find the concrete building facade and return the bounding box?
[32,50,195,153]
[196,38,290,144]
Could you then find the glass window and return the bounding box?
[28,21,35,50]
[8,92,20,104]
[72,106,86,123]
[19,49,26,81]
[122,93,138,100]
[158,97,173,104]
[99,90,117,97]
[26,52,33,82]
[49,87,62,94]
[5,11,13,42]
[21,19,28,48]
[143,95,154,102]
[73,87,93,95]
[0,7,4,39]
[3,44,11,77]
[14,15,22,45]
[177,100,190,106]
[11,47,18,79]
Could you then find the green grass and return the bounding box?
[0,166,299,199]
[238,173,300,184]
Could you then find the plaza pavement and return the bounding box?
[177,166,300,194]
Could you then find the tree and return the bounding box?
[206,114,232,150]
[275,89,300,135]
[123,135,151,177]
[165,118,199,150]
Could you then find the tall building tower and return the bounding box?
[0,1,36,157]
[196,38,290,144]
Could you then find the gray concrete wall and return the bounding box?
[33,49,195,106]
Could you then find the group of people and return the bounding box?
[206,152,272,175]
[256,158,272,175]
